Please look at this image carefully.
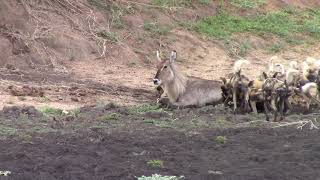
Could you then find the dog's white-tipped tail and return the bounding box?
[233,59,250,74]
[275,63,285,75]
[289,61,298,69]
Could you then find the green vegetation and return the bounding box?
[143,119,173,128]
[98,113,120,121]
[137,174,184,180]
[199,0,210,5]
[215,136,227,144]
[0,125,16,136]
[97,30,119,43]
[268,42,285,53]
[144,21,171,37]
[88,0,110,11]
[38,96,50,103]
[152,0,210,7]
[231,0,265,9]
[152,0,192,7]
[129,104,165,114]
[239,41,252,56]
[192,9,320,40]
[147,159,164,168]
[68,108,81,118]
[40,107,63,117]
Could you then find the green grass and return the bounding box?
[144,21,171,37]
[152,0,210,7]
[239,41,251,57]
[97,31,119,43]
[129,104,165,114]
[98,113,120,121]
[192,9,320,40]
[215,136,227,144]
[143,119,173,128]
[268,42,285,53]
[231,0,266,9]
[152,0,192,7]
[137,174,184,180]
[147,159,164,168]
[88,0,110,11]
[68,108,81,117]
[199,0,210,5]
[40,107,63,117]
[0,125,16,136]
[38,96,50,103]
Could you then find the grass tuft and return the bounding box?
[129,104,165,114]
[137,174,184,180]
[97,31,119,43]
[231,0,265,9]
[147,159,164,168]
[40,107,63,117]
[215,136,227,144]
[144,21,171,37]
[152,0,192,7]
[98,113,120,121]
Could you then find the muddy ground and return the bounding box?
[0,104,319,180]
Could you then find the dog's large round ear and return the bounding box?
[262,72,268,79]
[169,50,177,63]
[156,50,162,62]
[220,77,227,84]
[248,80,254,87]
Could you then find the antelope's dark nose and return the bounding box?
[153,79,160,85]
[153,79,158,84]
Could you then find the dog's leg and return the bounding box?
[233,89,237,112]
[285,98,292,113]
[279,97,285,121]
[273,100,279,122]
[264,99,270,121]
[250,101,258,114]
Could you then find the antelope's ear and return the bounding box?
[273,72,279,78]
[156,50,161,62]
[262,72,268,79]
[169,50,177,63]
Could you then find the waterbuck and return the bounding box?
[153,50,223,108]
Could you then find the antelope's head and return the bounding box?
[153,50,177,86]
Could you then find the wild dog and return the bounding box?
[153,50,223,108]
[268,56,286,80]
[286,61,300,86]
[298,82,320,111]
[221,77,233,108]
[228,60,251,113]
[247,77,265,114]
[302,57,319,83]
[262,72,292,121]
